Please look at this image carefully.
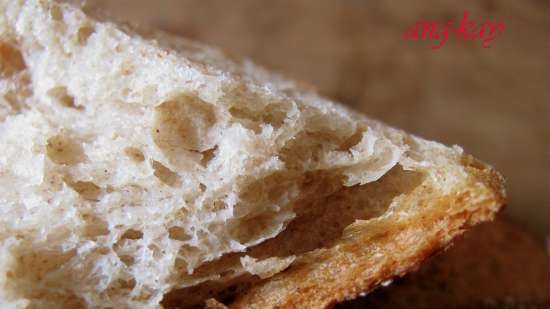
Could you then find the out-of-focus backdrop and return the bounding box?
[84,0,549,237]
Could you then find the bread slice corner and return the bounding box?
[228,154,505,309]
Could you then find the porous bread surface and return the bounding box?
[0,1,505,309]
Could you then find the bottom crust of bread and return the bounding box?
[218,155,505,309]
[338,218,550,309]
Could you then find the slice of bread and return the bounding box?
[0,1,505,309]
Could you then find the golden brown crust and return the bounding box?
[228,156,505,309]
[340,218,550,308]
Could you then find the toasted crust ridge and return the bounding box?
[229,156,505,309]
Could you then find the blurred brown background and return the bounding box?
[84,0,550,237]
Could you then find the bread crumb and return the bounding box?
[240,255,296,279]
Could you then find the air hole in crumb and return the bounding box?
[279,130,347,169]
[76,25,95,45]
[13,249,76,291]
[204,200,227,213]
[48,87,82,109]
[135,288,154,302]
[118,278,136,290]
[174,257,187,271]
[124,147,145,162]
[81,215,109,237]
[95,247,110,255]
[3,91,23,113]
[338,129,364,151]
[228,106,261,133]
[248,166,426,258]
[121,229,143,240]
[0,43,26,77]
[47,134,85,165]
[118,254,135,267]
[200,146,217,167]
[61,296,86,309]
[239,172,292,205]
[152,160,181,187]
[228,213,277,245]
[161,277,252,309]
[50,4,63,21]
[153,95,218,155]
[168,226,191,241]
[173,245,199,271]
[199,183,206,192]
[119,61,134,76]
[66,179,101,201]
[228,102,288,133]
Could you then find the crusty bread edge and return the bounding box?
[224,154,506,309]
